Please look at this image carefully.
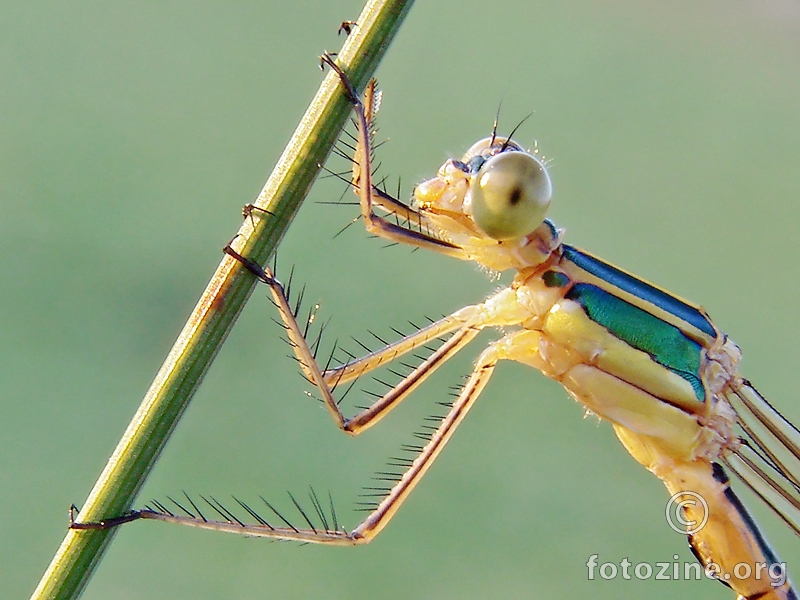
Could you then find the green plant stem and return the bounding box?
[30,1,413,598]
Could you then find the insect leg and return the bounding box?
[224,244,483,435]
[321,54,470,259]
[350,328,537,540]
[321,309,476,386]
[74,327,521,542]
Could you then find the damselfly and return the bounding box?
[73,56,800,600]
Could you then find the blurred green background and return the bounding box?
[4,2,800,599]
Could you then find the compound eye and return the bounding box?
[469,151,552,240]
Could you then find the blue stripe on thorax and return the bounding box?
[562,245,716,338]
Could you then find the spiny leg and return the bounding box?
[349,334,511,541]
[224,244,484,435]
[319,53,469,259]
[73,330,525,543]
[345,79,422,225]
[321,307,478,386]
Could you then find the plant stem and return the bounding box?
[30,1,414,598]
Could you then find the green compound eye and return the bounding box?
[469,151,552,241]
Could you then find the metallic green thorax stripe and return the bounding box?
[561,245,716,338]
[565,283,705,401]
